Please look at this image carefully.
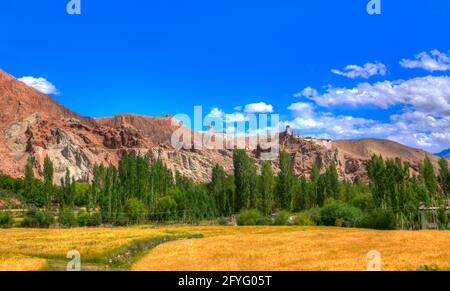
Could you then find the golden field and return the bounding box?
[134,227,450,271]
[1,226,450,271]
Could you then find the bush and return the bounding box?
[77,211,90,227]
[273,211,290,226]
[304,207,321,225]
[351,192,375,211]
[0,212,13,228]
[293,212,315,226]
[60,209,77,227]
[114,213,129,226]
[237,209,263,226]
[21,210,54,228]
[155,196,177,222]
[88,212,102,227]
[360,209,396,230]
[217,217,229,226]
[125,198,147,224]
[319,201,362,227]
[256,216,273,225]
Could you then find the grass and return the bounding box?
[0,254,47,271]
[2,226,450,271]
[133,227,450,271]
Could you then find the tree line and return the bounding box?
[0,150,449,229]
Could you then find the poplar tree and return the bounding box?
[259,161,274,215]
[277,152,294,210]
[421,157,437,196]
[43,155,54,207]
[210,164,228,216]
[438,158,450,197]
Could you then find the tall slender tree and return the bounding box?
[259,161,274,215]
[421,157,437,196]
[277,152,294,210]
[43,155,54,208]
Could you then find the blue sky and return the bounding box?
[1,0,450,152]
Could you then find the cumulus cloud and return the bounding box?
[294,87,318,98]
[285,102,384,139]
[206,108,249,123]
[244,102,274,113]
[292,75,450,152]
[18,76,59,95]
[207,107,224,118]
[400,50,450,71]
[225,112,248,123]
[331,62,387,79]
[299,76,450,115]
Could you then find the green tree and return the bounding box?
[233,150,257,211]
[24,157,35,198]
[210,164,229,216]
[421,157,437,196]
[438,158,450,197]
[277,152,294,210]
[325,161,339,200]
[259,161,274,215]
[43,156,54,207]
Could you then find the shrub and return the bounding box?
[237,209,263,226]
[293,212,315,226]
[319,201,362,227]
[60,209,77,227]
[21,210,54,228]
[114,213,130,226]
[88,212,102,227]
[0,212,13,228]
[256,216,273,225]
[125,198,147,224]
[360,209,396,230]
[304,207,321,225]
[217,217,229,226]
[155,196,177,222]
[77,211,90,227]
[351,192,375,211]
[273,211,290,226]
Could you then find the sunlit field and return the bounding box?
[0,254,47,271]
[1,226,450,271]
[134,227,450,271]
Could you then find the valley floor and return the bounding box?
[0,226,449,271]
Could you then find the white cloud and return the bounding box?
[292,75,450,152]
[285,102,383,139]
[301,76,450,115]
[206,108,249,123]
[18,76,59,95]
[294,87,318,98]
[226,112,248,123]
[400,50,450,71]
[331,62,387,79]
[244,102,274,113]
[207,107,225,118]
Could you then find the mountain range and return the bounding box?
[436,149,450,159]
[0,69,444,184]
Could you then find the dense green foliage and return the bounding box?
[0,151,449,230]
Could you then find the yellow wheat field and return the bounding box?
[2,226,450,271]
[0,226,179,259]
[0,254,47,271]
[133,227,450,271]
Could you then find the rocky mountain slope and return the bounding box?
[0,69,444,184]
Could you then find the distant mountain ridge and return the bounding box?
[436,148,450,159]
[0,68,445,183]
